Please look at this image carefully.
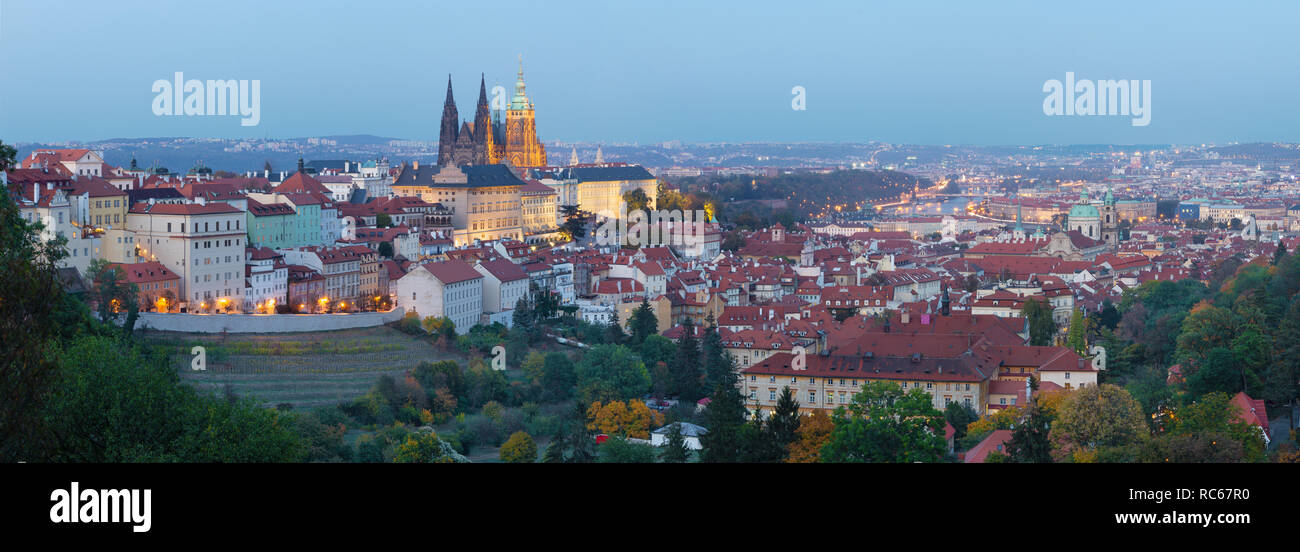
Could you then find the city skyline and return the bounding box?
[4,0,1300,145]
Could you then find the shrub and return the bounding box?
[499,431,537,463]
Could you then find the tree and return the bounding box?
[377,241,394,259]
[1175,303,1235,364]
[574,344,650,404]
[1,187,72,460]
[622,188,651,213]
[44,335,306,462]
[602,318,627,345]
[1185,347,1245,397]
[660,423,690,462]
[699,381,749,463]
[375,213,393,228]
[669,317,703,401]
[0,140,16,171]
[786,409,833,463]
[1162,392,1266,462]
[700,314,735,391]
[537,352,576,402]
[1274,238,1287,266]
[393,431,441,463]
[422,316,456,342]
[1004,380,1055,463]
[1022,298,1056,346]
[944,401,978,440]
[822,382,947,463]
[559,205,586,241]
[544,402,597,463]
[598,436,658,463]
[1065,308,1087,354]
[764,387,802,459]
[1051,383,1147,460]
[499,431,538,463]
[86,259,139,324]
[586,399,664,439]
[627,298,658,346]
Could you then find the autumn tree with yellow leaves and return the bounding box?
[586,400,665,439]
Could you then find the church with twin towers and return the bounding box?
[437,58,548,169]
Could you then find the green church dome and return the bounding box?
[1069,204,1100,219]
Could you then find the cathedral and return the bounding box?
[437,59,548,169]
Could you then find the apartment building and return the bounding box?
[127,201,248,312]
[395,259,483,334]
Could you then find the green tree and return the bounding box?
[627,298,658,346]
[765,387,802,456]
[574,344,650,404]
[1004,380,1055,463]
[1051,383,1147,459]
[499,431,538,463]
[0,139,17,171]
[700,314,735,391]
[598,436,657,463]
[822,382,946,463]
[660,423,690,462]
[86,259,139,324]
[559,205,586,241]
[1065,308,1087,354]
[699,382,749,462]
[43,335,306,462]
[1023,297,1057,346]
[1185,347,1245,398]
[622,188,651,214]
[0,187,70,460]
[670,317,703,401]
[944,401,978,440]
[375,213,392,228]
[377,241,394,259]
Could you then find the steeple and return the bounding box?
[940,284,951,316]
[569,147,579,166]
[594,146,604,164]
[511,54,529,110]
[473,73,492,164]
[438,74,460,166]
[296,156,304,174]
[1015,196,1024,234]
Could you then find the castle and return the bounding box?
[437,58,547,169]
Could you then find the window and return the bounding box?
[808,390,816,403]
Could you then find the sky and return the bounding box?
[2,0,1298,145]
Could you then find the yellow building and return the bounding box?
[392,163,524,246]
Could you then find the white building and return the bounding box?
[395,260,484,334]
[127,200,248,312]
[474,258,530,328]
[245,247,288,312]
[650,422,707,450]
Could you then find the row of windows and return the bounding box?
[748,374,972,392]
[167,219,241,233]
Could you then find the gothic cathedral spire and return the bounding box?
[438,75,460,166]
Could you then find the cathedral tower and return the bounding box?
[504,55,547,168]
[438,75,460,167]
[473,74,493,165]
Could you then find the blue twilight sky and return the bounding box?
[1,0,1297,145]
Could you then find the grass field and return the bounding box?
[140,326,461,410]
